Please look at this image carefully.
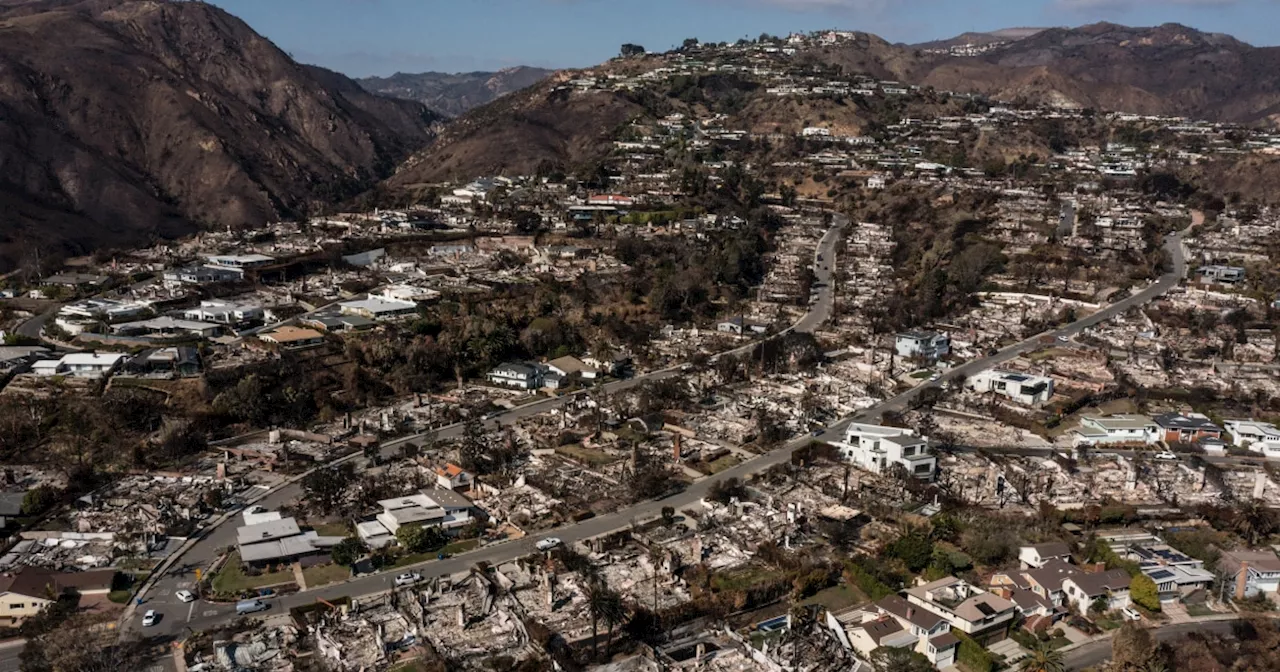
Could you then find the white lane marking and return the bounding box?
[187,602,195,622]
[203,609,220,617]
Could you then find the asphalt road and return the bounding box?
[132,218,1191,642]
[14,307,55,340]
[1065,618,1241,671]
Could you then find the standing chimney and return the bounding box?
[1236,561,1250,600]
[673,434,683,462]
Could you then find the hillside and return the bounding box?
[0,0,440,270]
[919,23,1280,124]
[358,67,554,117]
[389,73,647,186]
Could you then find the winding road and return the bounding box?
[128,219,1192,655]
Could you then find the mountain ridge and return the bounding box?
[0,0,440,269]
[357,66,554,117]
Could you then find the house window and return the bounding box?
[903,447,915,457]
[10,604,23,610]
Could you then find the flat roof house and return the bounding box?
[837,423,936,480]
[236,516,341,566]
[1223,420,1280,458]
[969,370,1054,406]
[1072,414,1159,447]
[339,297,419,321]
[259,326,326,349]
[50,352,128,378]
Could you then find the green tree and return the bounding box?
[1130,573,1161,612]
[1020,639,1066,672]
[870,646,935,672]
[887,529,934,573]
[21,485,60,516]
[1110,622,1157,672]
[330,537,366,569]
[396,524,446,553]
[301,463,355,516]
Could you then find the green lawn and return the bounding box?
[1186,603,1217,618]
[108,590,133,604]
[1095,617,1123,631]
[391,539,482,569]
[711,565,783,592]
[909,369,933,380]
[556,444,618,467]
[308,522,351,537]
[800,584,866,612]
[705,454,742,474]
[301,563,350,588]
[211,554,295,595]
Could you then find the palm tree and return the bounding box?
[585,580,623,661]
[1020,640,1065,672]
[1232,499,1278,546]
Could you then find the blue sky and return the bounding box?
[211,0,1280,76]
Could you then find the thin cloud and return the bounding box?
[1055,0,1236,9]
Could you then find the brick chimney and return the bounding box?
[906,606,915,619]
[673,434,683,462]
[1235,561,1250,600]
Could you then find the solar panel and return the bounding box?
[1148,570,1175,580]
[975,602,996,616]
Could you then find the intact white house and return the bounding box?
[1072,414,1159,447]
[1223,420,1280,457]
[836,423,936,480]
[487,362,542,390]
[182,300,264,326]
[968,370,1054,405]
[34,352,128,379]
[895,331,950,361]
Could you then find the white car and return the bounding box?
[1154,451,1178,460]
[175,590,195,603]
[142,610,159,627]
[394,572,423,587]
[536,537,562,552]
[1122,607,1142,621]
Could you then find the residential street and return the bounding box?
[122,219,1191,662]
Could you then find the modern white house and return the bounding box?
[339,297,419,321]
[1223,420,1280,457]
[968,370,1055,405]
[895,331,950,361]
[182,300,264,326]
[35,352,128,378]
[1072,414,1160,447]
[716,316,769,336]
[836,423,936,480]
[205,254,275,272]
[487,362,542,390]
[359,490,478,547]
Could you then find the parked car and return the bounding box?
[235,599,269,615]
[536,537,562,552]
[142,610,159,627]
[1122,607,1142,621]
[1154,451,1178,460]
[175,590,195,603]
[394,572,423,587]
